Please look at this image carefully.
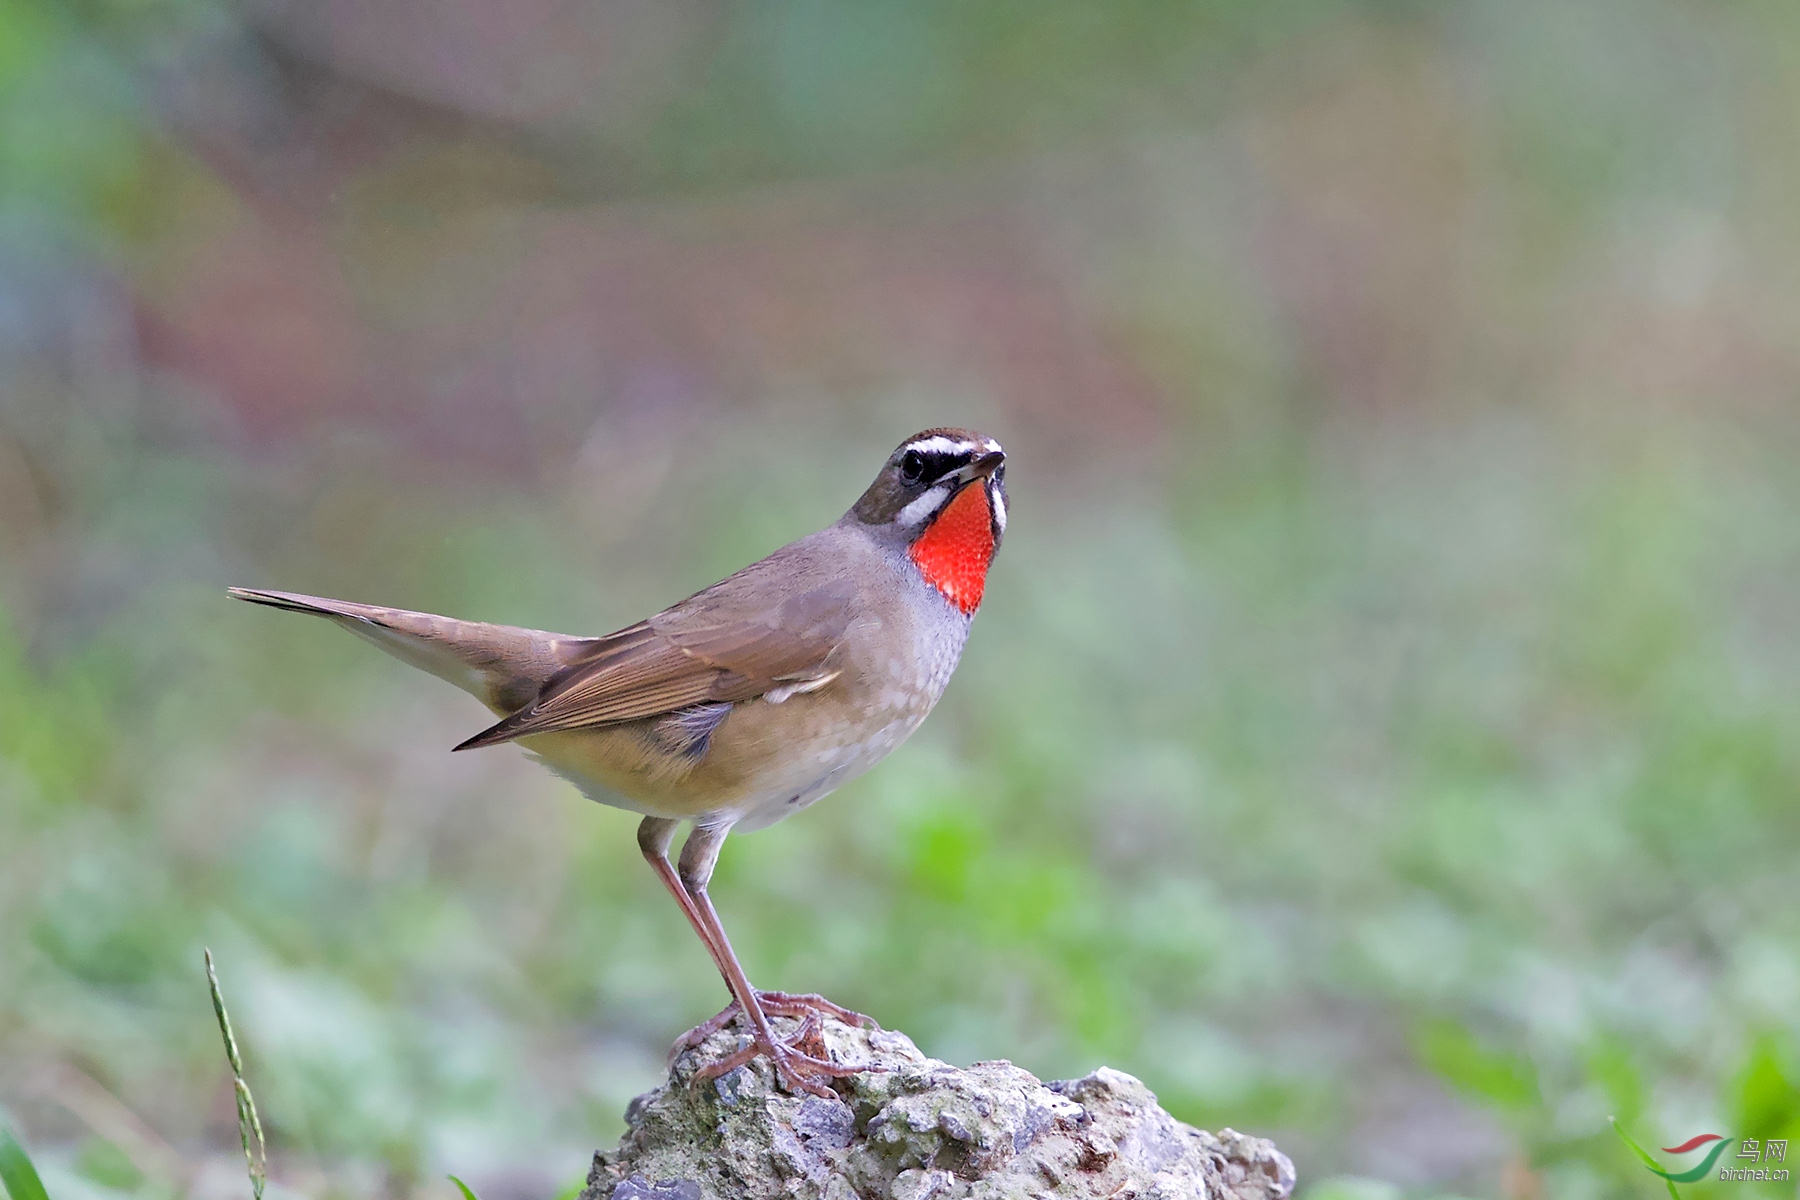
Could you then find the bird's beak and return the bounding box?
[949,450,1006,489]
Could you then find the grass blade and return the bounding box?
[206,949,267,1200]
[0,1116,52,1200]
[448,1176,482,1200]
[1610,1117,1682,1200]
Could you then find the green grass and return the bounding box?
[206,950,266,1200]
[0,1118,52,1200]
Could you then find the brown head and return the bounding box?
[848,428,1007,614]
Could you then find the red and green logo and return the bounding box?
[1612,1120,1791,1195]
[1646,1135,1737,1182]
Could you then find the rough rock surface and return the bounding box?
[581,1013,1296,1200]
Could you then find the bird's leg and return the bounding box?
[638,816,736,981]
[638,817,756,1055]
[639,818,871,1059]
[675,824,869,1099]
[639,818,879,1069]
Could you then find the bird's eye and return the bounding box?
[900,450,925,482]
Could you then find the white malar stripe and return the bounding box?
[989,483,1006,533]
[897,485,950,527]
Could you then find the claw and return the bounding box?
[758,991,880,1030]
[669,991,879,1061]
[687,1011,884,1099]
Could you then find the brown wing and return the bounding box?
[452,572,854,750]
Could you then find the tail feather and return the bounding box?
[227,587,592,717]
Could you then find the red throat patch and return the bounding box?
[908,483,995,614]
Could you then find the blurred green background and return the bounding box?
[4,1,1800,1199]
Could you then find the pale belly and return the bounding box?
[520,600,970,831]
[727,702,933,832]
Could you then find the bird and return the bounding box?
[229,427,1007,1097]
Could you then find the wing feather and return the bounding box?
[453,573,854,750]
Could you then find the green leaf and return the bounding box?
[0,1117,52,1200]
[1415,1019,1538,1112]
[449,1176,482,1200]
[1733,1034,1799,1138]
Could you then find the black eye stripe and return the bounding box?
[901,448,971,484]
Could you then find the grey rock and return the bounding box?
[607,1178,704,1200]
[581,1014,1296,1200]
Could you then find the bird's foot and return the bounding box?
[760,991,880,1029]
[669,991,878,1060]
[692,1011,880,1100]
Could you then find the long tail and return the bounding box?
[228,587,593,718]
